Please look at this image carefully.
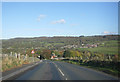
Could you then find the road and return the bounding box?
[15,60,118,80]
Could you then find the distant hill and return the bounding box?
[2,35,118,50]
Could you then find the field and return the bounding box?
[78,40,119,55]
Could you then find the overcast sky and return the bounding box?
[2,2,118,39]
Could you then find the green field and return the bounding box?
[78,40,119,55]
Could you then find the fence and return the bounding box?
[2,52,40,72]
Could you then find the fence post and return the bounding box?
[26,54,28,60]
[15,53,17,58]
[18,53,20,60]
[10,52,12,57]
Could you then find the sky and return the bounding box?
[2,2,118,39]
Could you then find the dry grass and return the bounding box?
[2,55,40,72]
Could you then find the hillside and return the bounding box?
[2,35,119,56]
[2,35,118,49]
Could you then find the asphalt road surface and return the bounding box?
[15,60,118,80]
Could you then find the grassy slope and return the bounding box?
[78,40,118,55]
[59,60,119,77]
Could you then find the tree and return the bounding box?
[41,49,51,59]
[63,50,72,57]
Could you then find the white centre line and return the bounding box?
[55,64,57,67]
[58,68,64,76]
[53,62,57,67]
[52,62,68,80]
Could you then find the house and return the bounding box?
[51,53,57,59]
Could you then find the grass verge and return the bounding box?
[59,59,119,77]
[2,56,40,72]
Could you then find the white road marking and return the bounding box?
[55,64,57,67]
[66,78,68,80]
[52,62,68,80]
[53,62,57,67]
[58,68,64,76]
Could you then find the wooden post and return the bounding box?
[18,53,20,60]
[26,54,28,60]
[15,53,17,58]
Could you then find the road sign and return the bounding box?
[31,50,35,54]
